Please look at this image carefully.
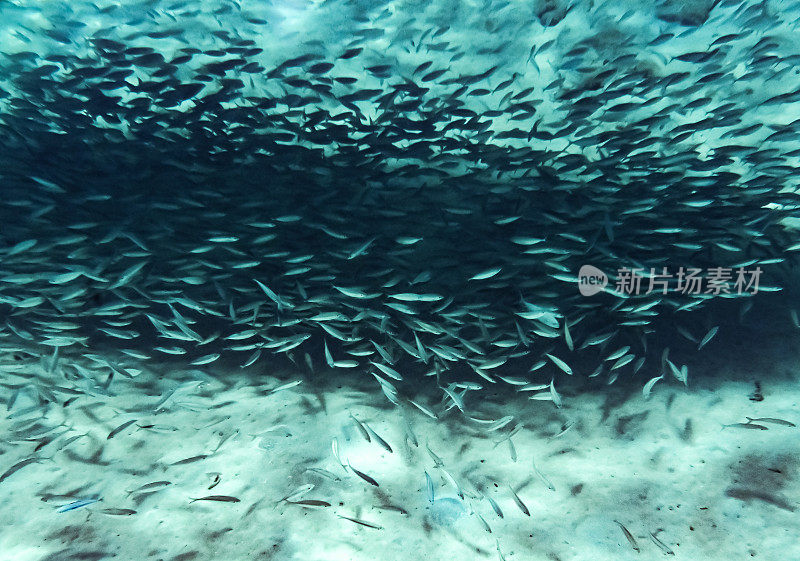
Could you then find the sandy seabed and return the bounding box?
[0,317,798,561]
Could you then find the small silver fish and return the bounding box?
[0,457,39,484]
[57,498,101,513]
[189,495,240,503]
[127,481,171,495]
[107,419,138,440]
[365,423,392,453]
[101,508,137,516]
[649,530,675,555]
[697,326,719,350]
[350,413,371,443]
[722,422,768,430]
[745,416,795,427]
[348,462,379,487]
[337,514,383,530]
[509,485,530,516]
[614,520,640,552]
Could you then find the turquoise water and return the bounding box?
[0,1,799,559]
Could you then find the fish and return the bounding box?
[364,423,393,453]
[285,499,331,508]
[304,468,341,481]
[127,481,172,495]
[370,362,402,381]
[278,484,315,505]
[545,354,573,376]
[697,326,719,350]
[350,413,371,443]
[332,438,345,470]
[57,498,101,513]
[486,495,504,518]
[564,321,574,351]
[0,0,797,499]
[440,468,465,499]
[532,457,556,491]
[509,486,530,516]
[549,380,563,408]
[409,400,438,419]
[425,471,435,504]
[469,267,502,281]
[426,443,444,468]
[745,417,796,427]
[614,520,640,553]
[348,463,380,487]
[189,495,241,503]
[722,422,768,430]
[484,416,515,433]
[107,419,139,440]
[0,457,39,484]
[101,508,137,516]
[191,353,220,365]
[506,438,517,462]
[338,48,362,59]
[442,384,466,412]
[642,375,663,399]
[649,530,675,555]
[170,455,209,465]
[269,380,303,394]
[337,515,383,530]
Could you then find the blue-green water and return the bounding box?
[0,1,799,559]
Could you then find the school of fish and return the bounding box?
[0,0,798,411]
[2,0,800,558]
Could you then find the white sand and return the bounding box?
[1,322,798,561]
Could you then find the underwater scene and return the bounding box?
[1,0,799,559]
